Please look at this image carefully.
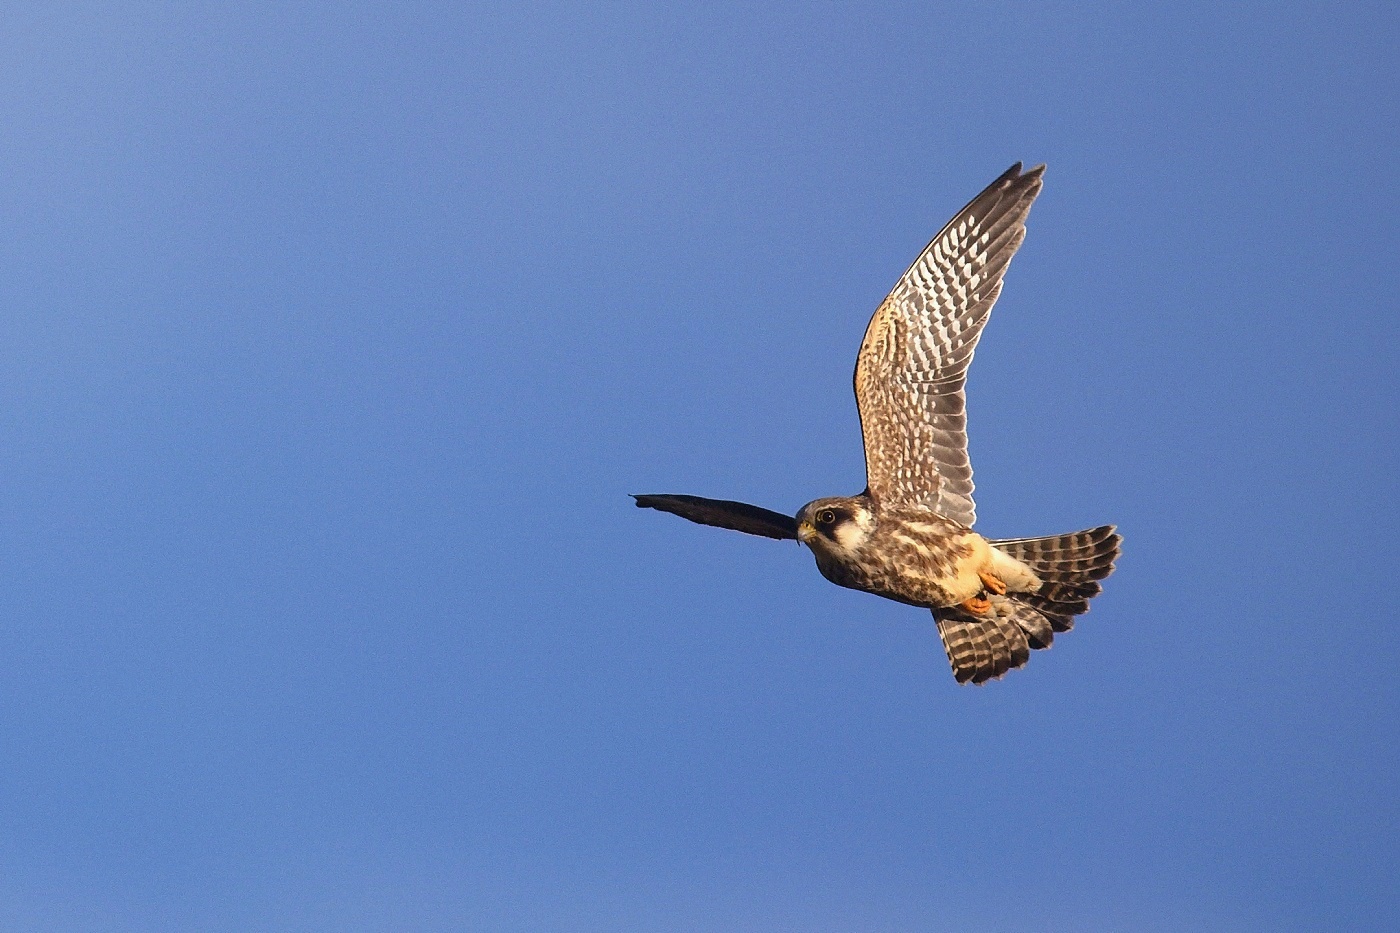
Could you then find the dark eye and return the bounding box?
[816,509,837,525]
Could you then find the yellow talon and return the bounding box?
[962,595,992,615]
[979,570,1007,596]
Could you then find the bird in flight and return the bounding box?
[634,164,1120,684]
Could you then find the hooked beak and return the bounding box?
[796,520,817,545]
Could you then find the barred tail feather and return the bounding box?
[935,526,1121,684]
[991,525,1119,582]
[936,608,1026,685]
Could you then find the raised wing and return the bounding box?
[853,163,1044,526]
[632,494,797,540]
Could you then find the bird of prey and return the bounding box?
[634,164,1120,684]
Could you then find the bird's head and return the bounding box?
[795,496,875,555]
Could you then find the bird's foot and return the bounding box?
[978,570,1007,596]
[961,595,992,615]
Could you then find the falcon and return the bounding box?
[634,164,1120,684]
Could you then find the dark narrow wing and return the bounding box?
[853,163,1045,526]
[631,494,797,540]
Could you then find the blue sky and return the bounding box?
[0,3,1395,930]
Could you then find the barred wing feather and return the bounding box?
[853,163,1044,526]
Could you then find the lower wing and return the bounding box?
[631,494,797,541]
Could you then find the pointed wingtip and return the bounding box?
[629,493,800,540]
[1000,161,1045,181]
[989,162,1045,197]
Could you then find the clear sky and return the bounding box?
[1,3,1395,931]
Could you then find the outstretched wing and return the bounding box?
[632,494,797,540]
[853,163,1044,526]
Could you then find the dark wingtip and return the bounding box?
[999,161,1045,180]
[629,493,799,541]
[989,162,1045,199]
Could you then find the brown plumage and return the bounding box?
[935,526,1121,684]
[854,163,1044,527]
[633,164,1121,684]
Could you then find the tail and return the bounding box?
[934,525,1121,684]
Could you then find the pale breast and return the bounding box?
[814,511,975,608]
